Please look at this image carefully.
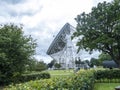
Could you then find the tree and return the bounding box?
[47,59,56,68]
[90,58,100,67]
[73,0,120,67]
[54,63,61,69]
[84,60,90,66]
[26,58,37,72]
[98,52,112,65]
[0,24,37,84]
[35,61,47,71]
[75,57,81,68]
[26,59,47,72]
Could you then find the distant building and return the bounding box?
[103,60,118,68]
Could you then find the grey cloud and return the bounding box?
[23,24,55,56]
[8,10,39,17]
[0,0,25,5]
[0,7,42,17]
[0,0,42,17]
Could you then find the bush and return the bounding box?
[5,69,120,89]
[5,70,95,90]
[0,72,50,86]
[94,69,120,83]
[70,70,95,90]
[13,72,50,83]
[0,24,37,85]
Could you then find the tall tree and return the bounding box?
[0,24,37,84]
[73,0,120,67]
[27,58,37,72]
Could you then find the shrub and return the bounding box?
[5,70,95,90]
[70,70,95,90]
[0,72,50,86]
[94,69,120,83]
[0,24,37,85]
[13,72,50,83]
[6,69,120,89]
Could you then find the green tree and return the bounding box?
[98,52,112,65]
[84,60,90,66]
[73,0,120,66]
[0,24,37,84]
[75,57,81,64]
[26,58,37,72]
[54,63,61,69]
[47,59,56,68]
[35,61,47,71]
[90,58,100,67]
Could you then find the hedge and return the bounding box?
[0,72,50,86]
[5,70,95,90]
[16,72,50,82]
[94,69,120,83]
[6,69,120,90]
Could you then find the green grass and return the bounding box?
[47,69,74,78]
[94,83,120,90]
[24,69,75,78]
[46,69,91,77]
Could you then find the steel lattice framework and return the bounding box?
[47,23,77,69]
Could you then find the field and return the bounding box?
[94,83,120,90]
[47,69,74,77]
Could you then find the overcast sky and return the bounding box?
[0,0,113,63]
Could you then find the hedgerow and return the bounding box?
[5,70,95,90]
[0,72,50,86]
[5,69,120,90]
[94,69,120,83]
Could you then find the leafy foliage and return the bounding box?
[73,0,120,66]
[5,70,95,90]
[94,69,120,83]
[90,58,100,67]
[26,59,47,72]
[54,63,61,69]
[0,24,37,85]
[34,61,47,71]
[26,58,37,72]
[15,72,50,83]
[5,69,120,89]
[98,52,112,65]
[47,59,56,68]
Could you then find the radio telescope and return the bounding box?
[47,23,77,69]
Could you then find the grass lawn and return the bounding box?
[47,69,74,78]
[94,83,120,90]
[46,69,92,77]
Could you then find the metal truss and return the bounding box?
[47,23,77,69]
